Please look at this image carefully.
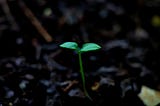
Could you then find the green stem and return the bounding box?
[78,52,92,100]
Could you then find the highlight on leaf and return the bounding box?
[60,42,78,50]
[80,43,101,52]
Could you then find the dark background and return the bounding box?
[0,0,160,106]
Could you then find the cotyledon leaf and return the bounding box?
[60,42,78,50]
[80,43,101,52]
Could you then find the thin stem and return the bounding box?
[78,52,92,100]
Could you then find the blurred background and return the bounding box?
[0,0,160,106]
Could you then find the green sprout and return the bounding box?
[60,42,101,100]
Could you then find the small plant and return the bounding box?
[60,42,101,100]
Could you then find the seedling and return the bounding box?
[60,42,101,100]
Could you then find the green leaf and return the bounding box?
[60,42,78,50]
[80,43,101,52]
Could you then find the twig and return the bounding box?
[0,0,19,31]
[18,0,53,42]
